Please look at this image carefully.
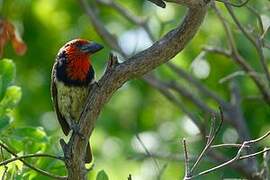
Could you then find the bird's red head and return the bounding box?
[59,39,103,81]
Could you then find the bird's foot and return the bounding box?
[94,81,100,87]
[70,122,85,140]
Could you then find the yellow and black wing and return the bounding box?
[51,63,70,136]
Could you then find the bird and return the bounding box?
[51,39,104,163]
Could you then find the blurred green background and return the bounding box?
[0,0,269,179]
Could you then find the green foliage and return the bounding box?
[0,59,19,130]
[96,170,109,180]
[2,127,48,153]
[0,59,63,179]
[0,59,16,99]
[1,86,22,108]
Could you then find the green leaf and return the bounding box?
[15,127,47,140]
[0,86,22,108]
[96,170,109,180]
[0,59,16,99]
[4,127,48,153]
[0,115,11,130]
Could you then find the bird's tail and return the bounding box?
[85,142,92,163]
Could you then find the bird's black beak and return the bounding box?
[81,42,104,54]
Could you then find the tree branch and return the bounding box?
[167,62,230,109]
[65,0,209,179]
[144,74,204,132]
[96,0,155,41]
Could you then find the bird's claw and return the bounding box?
[70,122,85,140]
[94,81,100,87]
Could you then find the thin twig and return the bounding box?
[189,131,270,179]
[183,139,190,179]
[202,46,231,57]
[211,143,249,149]
[167,63,229,109]
[190,107,224,173]
[243,95,263,101]
[218,71,245,84]
[0,142,66,179]
[225,2,270,85]
[215,0,249,7]
[212,3,237,53]
[228,81,260,179]
[245,131,270,144]
[135,134,160,172]
[157,163,168,180]
[0,153,64,167]
[246,6,264,35]
[225,2,257,48]
[206,115,216,145]
[132,152,198,162]
[239,148,270,160]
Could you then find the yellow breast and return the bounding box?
[56,81,89,124]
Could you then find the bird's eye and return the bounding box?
[76,43,83,48]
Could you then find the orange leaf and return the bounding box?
[11,36,27,55]
[0,20,10,58]
[0,19,27,57]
